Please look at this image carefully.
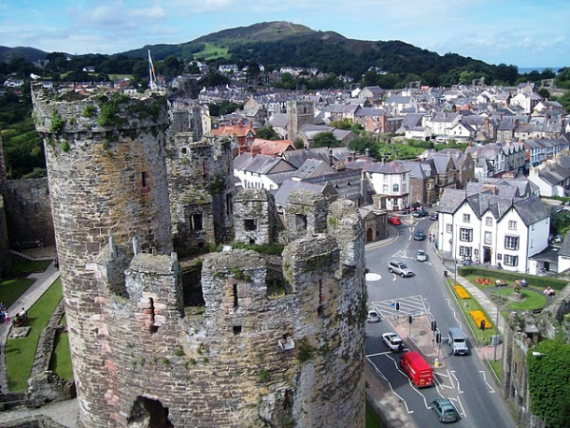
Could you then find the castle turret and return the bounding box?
[32,83,172,427]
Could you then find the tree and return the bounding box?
[348,135,379,159]
[539,88,551,99]
[256,126,281,141]
[312,132,342,148]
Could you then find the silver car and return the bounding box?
[416,249,428,262]
[388,260,414,277]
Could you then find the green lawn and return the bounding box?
[491,288,548,311]
[10,258,52,274]
[0,277,35,308]
[5,278,63,391]
[49,329,73,380]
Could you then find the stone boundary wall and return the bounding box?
[0,415,67,428]
[4,178,54,248]
[30,301,65,377]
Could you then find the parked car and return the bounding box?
[413,209,429,218]
[367,310,381,323]
[387,216,402,225]
[388,260,414,277]
[416,249,428,262]
[401,208,411,215]
[431,398,458,423]
[430,212,438,221]
[382,332,404,351]
[414,229,425,241]
[554,234,562,244]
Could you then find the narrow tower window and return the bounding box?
[233,284,239,308]
[141,171,149,188]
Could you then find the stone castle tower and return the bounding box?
[286,100,314,142]
[32,84,366,428]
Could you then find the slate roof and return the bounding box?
[354,107,385,117]
[438,189,549,225]
[233,153,295,175]
[270,113,288,129]
[303,169,372,201]
[292,159,333,180]
[274,180,324,207]
[558,231,570,257]
[538,163,570,186]
[365,161,410,174]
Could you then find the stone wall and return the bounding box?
[33,84,366,428]
[3,178,54,248]
[0,194,11,275]
[233,188,276,245]
[32,84,173,428]
[167,133,233,251]
[0,415,68,428]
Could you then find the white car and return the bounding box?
[367,310,381,323]
[416,249,428,262]
[382,332,404,351]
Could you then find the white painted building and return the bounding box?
[365,161,410,211]
[233,153,296,191]
[437,189,550,274]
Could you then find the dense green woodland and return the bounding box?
[1,43,570,178]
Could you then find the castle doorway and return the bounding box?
[127,396,174,428]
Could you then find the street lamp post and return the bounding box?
[491,293,506,361]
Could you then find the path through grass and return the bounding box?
[5,278,62,391]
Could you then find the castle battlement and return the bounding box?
[32,86,366,428]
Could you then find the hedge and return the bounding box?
[458,267,568,290]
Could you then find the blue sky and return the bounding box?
[0,0,568,69]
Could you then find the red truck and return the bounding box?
[399,351,433,388]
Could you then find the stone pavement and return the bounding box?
[0,248,80,427]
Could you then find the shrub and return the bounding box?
[459,267,567,290]
[50,110,65,134]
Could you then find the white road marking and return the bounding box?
[446,298,463,328]
[450,396,467,418]
[479,371,496,393]
[365,356,414,414]
[451,371,463,393]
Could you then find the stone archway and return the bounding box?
[127,396,174,428]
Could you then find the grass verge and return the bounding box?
[49,329,73,380]
[0,277,35,308]
[5,278,62,391]
[488,358,502,381]
[448,278,499,346]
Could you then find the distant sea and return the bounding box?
[518,66,564,74]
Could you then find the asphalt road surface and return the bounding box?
[365,216,516,428]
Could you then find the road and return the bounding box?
[365,216,515,428]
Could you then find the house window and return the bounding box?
[463,214,470,223]
[383,184,389,193]
[393,184,399,193]
[509,220,517,230]
[484,231,492,245]
[459,246,472,257]
[505,236,519,250]
[446,224,453,233]
[486,217,493,226]
[504,255,518,266]
[460,228,473,242]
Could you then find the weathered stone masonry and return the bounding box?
[32,84,366,428]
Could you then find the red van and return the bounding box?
[399,351,433,388]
